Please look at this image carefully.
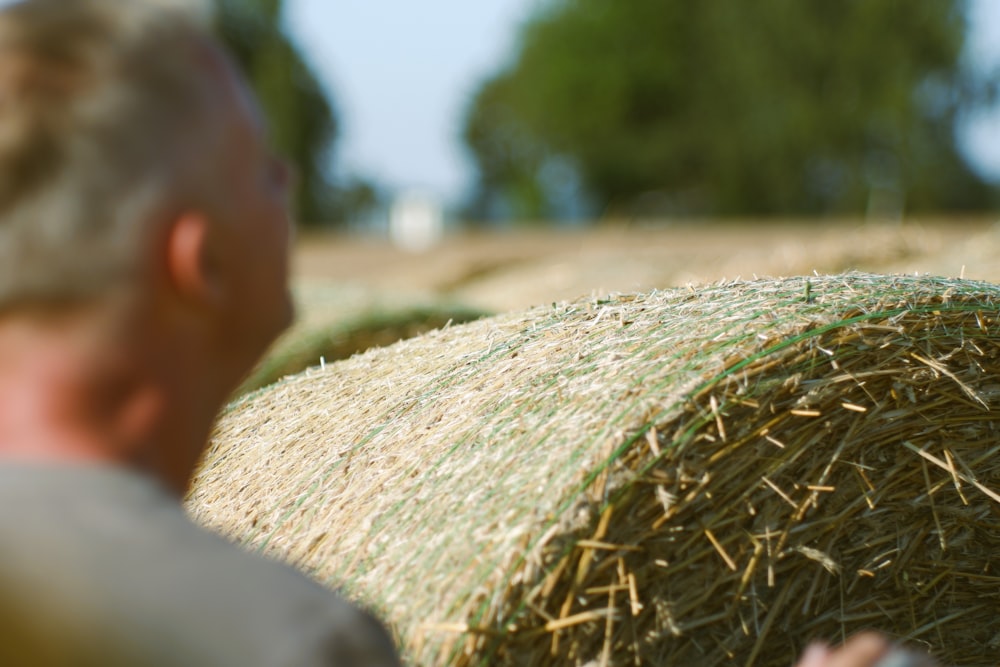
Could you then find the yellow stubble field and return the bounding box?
[293,217,999,314]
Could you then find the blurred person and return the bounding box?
[0,0,398,664]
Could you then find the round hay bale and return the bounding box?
[188,273,1000,666]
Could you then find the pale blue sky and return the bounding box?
[284,0,541,206]
[286,0,1000,207]
[959,0,1000,181]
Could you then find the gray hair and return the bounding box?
[0,0,220,311]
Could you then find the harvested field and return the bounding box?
[292,219,999,313]
[189,273,1000,667]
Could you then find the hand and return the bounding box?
[795,633,939,667]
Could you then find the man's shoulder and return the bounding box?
[0,464,400,667]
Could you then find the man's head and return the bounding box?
[0,0,294,490]
[0,0,293,373]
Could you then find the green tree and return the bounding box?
[216,0,339,225]
[463,0,995,221]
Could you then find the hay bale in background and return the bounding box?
[189,273,1000,666]
[236,281,487,396]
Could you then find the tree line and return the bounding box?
[224,0,998,226]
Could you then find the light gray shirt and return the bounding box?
[0,464,400,667]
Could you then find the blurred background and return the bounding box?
[222,0,1000,227]
[216,0,1000,388]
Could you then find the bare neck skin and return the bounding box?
[0,299,233,497]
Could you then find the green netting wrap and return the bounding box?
[188,273,1000,666]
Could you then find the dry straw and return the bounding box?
[188,273,1000,666]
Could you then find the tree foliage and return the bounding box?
[216,0,339,225]
[463,0,995,221]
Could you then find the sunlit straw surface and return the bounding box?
[188,273,1000,666]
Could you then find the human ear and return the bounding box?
[163,211,225,309]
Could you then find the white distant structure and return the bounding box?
[389,190,444,252]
